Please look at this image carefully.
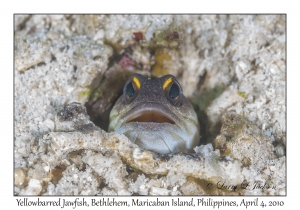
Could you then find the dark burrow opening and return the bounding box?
[85,69,225,147]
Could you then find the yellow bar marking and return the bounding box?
[163,77,172,90]
[133,77,140,89]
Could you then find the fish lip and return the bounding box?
[120,102,181,127]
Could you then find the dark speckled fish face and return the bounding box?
[108,73,200,154]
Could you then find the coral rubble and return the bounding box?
[14,15,285,195]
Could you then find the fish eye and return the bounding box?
[162,76,183,106]
[126,82,135,97]
[123,75,141,104]
[169,83,179,99]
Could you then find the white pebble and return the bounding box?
[44,166,50,172]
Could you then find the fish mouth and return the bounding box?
[116,102,195,154]
[127,111,175,124]
[121,102,180,126]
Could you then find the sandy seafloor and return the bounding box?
[14,15,286,196]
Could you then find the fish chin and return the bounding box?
[117,122,189,154]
